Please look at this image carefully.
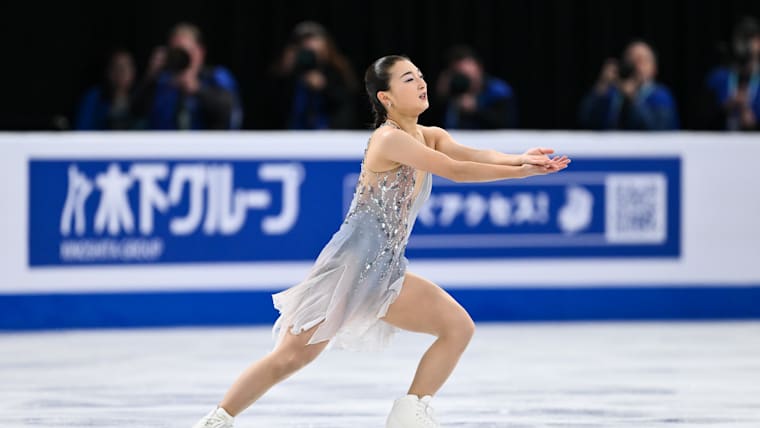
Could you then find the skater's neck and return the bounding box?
[385,114,418,135]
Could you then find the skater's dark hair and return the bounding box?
[364,55,409,128]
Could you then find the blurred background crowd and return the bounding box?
[3,1,759,132]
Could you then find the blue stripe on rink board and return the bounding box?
[1,286,760,330]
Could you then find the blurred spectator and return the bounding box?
[268,21,358,129]
[136,22,242,130]
[579,40,679,130]
[700,16,760,131]
[75,49,143,130]
[433,45,517,129]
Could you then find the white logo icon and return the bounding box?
[558,185,593,234]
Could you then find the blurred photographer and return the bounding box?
[433,45,517,129]
[579,40,679,130]
[268,21,357,129]
[136,22,242,130]
[701,16,760,131]
[75,49,143,130]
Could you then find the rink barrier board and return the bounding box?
[2,285,760,330]
[2,132,760,328]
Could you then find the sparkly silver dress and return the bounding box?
[271,123,433,352]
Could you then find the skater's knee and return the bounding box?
[440,313,475,345]
[270,352,303,376]
[272,346,322,374]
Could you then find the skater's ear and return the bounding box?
[376,90,391,105]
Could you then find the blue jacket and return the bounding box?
[579,82,679,130]
[444,77,517,129]
[705,67,760,130]
[75,87,141,130]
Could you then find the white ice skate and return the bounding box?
[192,406,234,428]
[386,394,441,428]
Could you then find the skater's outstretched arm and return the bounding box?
[369,127,570,183]
[420,125,559,168]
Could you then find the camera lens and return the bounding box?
[165,47,191,73]
[618,61,636,80]
[294,49,318,74]
[449,73,471,96]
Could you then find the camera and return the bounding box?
[164,46,191,74]
[617,59,636,80]
[293,48,318,74]
[448,72,471,96]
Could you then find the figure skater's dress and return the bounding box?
[271,122,433,352]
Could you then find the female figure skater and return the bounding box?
[192,55,570,428]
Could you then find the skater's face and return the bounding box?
[377,59,429,116]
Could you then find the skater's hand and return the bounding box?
[520,147,562,168]
[520,155,571,176]
[520,147,554,165]
[523,147,554,157]
[519,154,554,167]
[546,154,571,171]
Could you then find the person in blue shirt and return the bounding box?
[137,23,242,130]
[75,49,143,130]
[433,45,517,129]
[579,40,679,131]
[701,16,760,131]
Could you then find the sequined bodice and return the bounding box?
[341,122,432,282]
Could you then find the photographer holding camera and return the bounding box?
[268,21,357,129]
[136,22,242,130]
[433,45,517,129]
[701,16,760,131]
[579,40,678,130]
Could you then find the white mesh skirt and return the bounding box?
[270,215,410,353]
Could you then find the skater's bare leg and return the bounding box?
[218,320,330,416]
[380,271,475,398]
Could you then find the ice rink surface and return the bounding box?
[1,321,759,427]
